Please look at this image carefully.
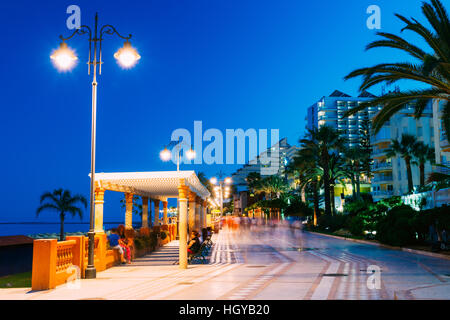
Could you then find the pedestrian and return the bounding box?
[107,228,125,264]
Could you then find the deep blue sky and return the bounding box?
[0,0,427,223]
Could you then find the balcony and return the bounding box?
[372,162,392,171]
[372,147,389,156]
[440,132,450,152]
[372,175,393,183]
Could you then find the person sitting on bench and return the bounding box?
[108,228,125,264]
[187,230,201,255]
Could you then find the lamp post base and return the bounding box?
[85,266,96,279]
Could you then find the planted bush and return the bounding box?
[376,205,416,246]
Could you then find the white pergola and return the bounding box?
[90,170,210,269]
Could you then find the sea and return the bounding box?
[0,222,139,237]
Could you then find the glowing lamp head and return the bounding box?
[225,177,232,184]
[114,41,141,69]
[160,148,172,161]
[210,177,217,185]
[50,42,78,71]
[186,148,196,160]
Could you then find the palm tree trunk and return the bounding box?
[420,162,425,187]
[322,155,332,216]
[406,158,414,193]
[313,182,319,226]
[356,172,361,200]
[60,213,65,241]
[351,175,356,199]
[330,184,336,216]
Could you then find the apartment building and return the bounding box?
[371,102,435,201]
[231,137,299,215]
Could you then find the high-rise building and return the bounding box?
[432,99,450,173]
[306,89,436,203]
[230,138,299,215]
[371,102,434,201]
[306,90,380,148]
[231,137,298,190]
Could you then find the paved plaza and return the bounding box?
[1,226,449,300]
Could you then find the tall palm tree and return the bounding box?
[343,0,450,139]
[37,189,87,241]
[326,154,352,215]
[197,171,213,193]
[254,175,287,200]
[342,147,364,200]
[288,151,322,225]
[413,141,435,187]
[246,172,262,195]
[300,125,346,215]
[386,134,418,193]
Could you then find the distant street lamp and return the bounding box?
[209,173,232,218]
[52,13,140,279]
[160,139,196,171]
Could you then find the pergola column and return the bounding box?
[153,200,160,226]
[178,181,190,269]
[125,193,134,230]
[162,201,168,225]
[202,200,208,230]
[188,192,197,234]
[195,196,202,231]
[94,188,105,233]
[141,196,149,228]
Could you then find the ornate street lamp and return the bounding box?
[51,13,140,279]
[160,139,196,171]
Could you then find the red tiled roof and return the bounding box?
[0,235,34,247]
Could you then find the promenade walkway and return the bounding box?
[1,227,449,300]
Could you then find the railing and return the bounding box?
[372,162,392,171]
[32,223,179,291]
[55,240,76,285]
[372,148,389,156]
[372,175,393,183]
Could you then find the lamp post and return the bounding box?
[160,139,196,171]
[210,174,232,218]
[51,13,140,279]
[160,140,195,239]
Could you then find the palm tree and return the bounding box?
[254,175,287,200]
[386,134,418,193]
[413,141,435,187]
[246,172,262,195]
[326,154,352,215]
[37,189,87,241]
[197,171,213,193]
[342,147,364,200]
[300,125,346,215]
[343,0,450,140]
[288,151,322,225]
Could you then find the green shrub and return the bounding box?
[349,216,365,236]
[317,214,349,232]
[376,205,416,246]
[285,198,313,217]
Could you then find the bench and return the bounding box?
[188,241,212,264]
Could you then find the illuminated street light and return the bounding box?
[159,148,171,161]
[52,13,138,279]
[50,42,78,71]
[210,173,232,217]
[160,139,195,171]
[114,40,141,68]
